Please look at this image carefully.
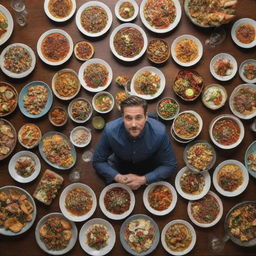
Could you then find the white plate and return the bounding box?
[8,151,41,183]
[75,1,112,37]
[0,4,14,46]
[92,91,115,114]
[130,66,165,100]
[229,83,256,119]
[78,58,113,92]
[115,0,139,22]
[187,191,223,228]
[59,183,97,222]
[210,53,238,81]
[79,218,116,256]
[109,23,148,62]
[161,219,196,255]
[35,212,77,255]
[99,183,135,220]
[231,18,256,48]
[37,29,73,66]
[140,0,182,33]
[239,59,256,84]
[171,34,203,67]
[213,160,249,197]
[175,166,211,200]
[143,181,177,216]
[0,43,36,78]
[44,0,76,22]
[0,186,37,236]
[70,126,92,148]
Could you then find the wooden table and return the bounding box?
[0,1,255,255]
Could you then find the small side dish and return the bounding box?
[92,91,114,114]
[68,98,92,123]
[115,0,139,22]
[239,59,256,84]
[70,126,91,148]
[115,91,128,110]
[147,39,170,64]
[18,123,41,149]
[157,97,179,120]
[49,106,68,126]
[74,41,94,61]
[92,116,105,130]
[202,84,227,110]
[33,169,63,205]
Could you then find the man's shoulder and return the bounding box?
[105,118,123,133]
[147,118,166,134]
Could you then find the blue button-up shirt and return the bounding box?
[92,117,177,184]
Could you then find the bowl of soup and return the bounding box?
[92,91,114,114]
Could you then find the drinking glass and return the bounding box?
[69,168,81,182]
[10,0,28,26]
[205,27,226,48]
[82,149,94,162]
[209,234,229,254]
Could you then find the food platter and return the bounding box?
[140,0,182,33]
[245,140,256,179]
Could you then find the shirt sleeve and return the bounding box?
[144,132,177,184]
[92,128,119,184]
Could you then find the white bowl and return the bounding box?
[44,0,76,22]
[78,58,113,92]
[59,183,97,222]
[115,0,139,22]
[0,4,14,46]
[210,53,238,81]
[171,34,203,67]
[231,18,256,49]
[75,1,112,37]
[156,97,180,120]
[213,160,249,197]
[92,91,115,114]
[239,59,256,84]
[0,43,36,78]
[209,114,244,149]
[140,0,182,33]
[70,126,92,148]
[109,23,148,62]
[37,29,73,66]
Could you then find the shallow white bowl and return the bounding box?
[70,126,92,148]
[239,59,256,84]
[92,91,115,114]
[115,0,139,22]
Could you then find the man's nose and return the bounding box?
[132,119,136,126]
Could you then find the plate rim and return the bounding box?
[244,140,256,179]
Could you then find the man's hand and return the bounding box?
[114,174,127,184]
[122,174,146,190]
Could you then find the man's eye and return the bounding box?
[136,116,143,120]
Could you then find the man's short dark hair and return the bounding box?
[120,95,147,115]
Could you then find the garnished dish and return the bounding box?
[115,0,139,22]
[75,1,112,37]
[35,212,77,254]
[173,70,203,101]
[140,0,182,33]
[175,166,211,200]
[173,111,203,140]
[99,183,135,220]
[37,29,73,65]
[74,41,94,61]
[157,97,179,120]
[68,98,92,123]
[213,160,249,197]
[239,59,256,84]
[115,75,130,88]
[0,43,36,78]
[0,5,13,46]
[79,218,116,255]
[39,132,76,170]
[33,169,63,205]
[171,34,203,66]
[70,126,92,148]
[0,186,36,236]
[131,66,165,100]
[161,219,196,255]
[60,183,97,222]
[184,0,237,27]
[8,151,41,183]
[19,81,53,118]
[147,39,170,64]
[52,69,80,100]
[143,181,177,216]
[231,18,256,48]
[209,114,244,149]
[229,84,256,119]
[0,119,16,161]
[120,214,159,255]
[79,58,112,92]
[110,23,148,62]
[184,140,216,172]
[44,0,76,22]
[115,91,128,110]
[225,201,256,247]
[210,53,237,81]
[0,82,18,117]
[49,106,68,127]
[245,141,256,179]
[202,84,227,110]
[18,123,41,149]
[188,191,223,228]
[92,92,114,114]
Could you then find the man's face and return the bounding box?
[123,106,147,137]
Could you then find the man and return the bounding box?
[92,96,177,190]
